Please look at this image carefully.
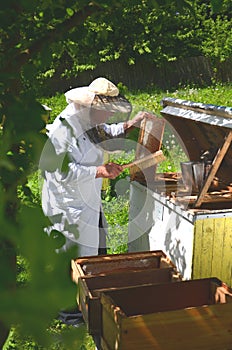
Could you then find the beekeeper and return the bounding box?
[40,77,147,257]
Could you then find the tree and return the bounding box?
[0,1,106,346]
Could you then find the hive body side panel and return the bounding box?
[221,217,232,286]
[110,304,232,350]
[192,218,204,279]
[192,215,232,285]
[193,217,215,279]
[211,217,226,280]
[101,295,123,350]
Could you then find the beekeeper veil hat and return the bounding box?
[65,77,132,115]
[65,77,133,151]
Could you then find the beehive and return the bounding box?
[71,250,181,335]
[100,278,232,350]
[129,98,232,284]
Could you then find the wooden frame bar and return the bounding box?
[194,131,232,208]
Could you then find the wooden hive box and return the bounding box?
[71,250,177,281]
[129,98,232,283]
[100,277,232,350]
[71,250,181,335]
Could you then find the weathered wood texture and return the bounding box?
[122,150,165,171]
[101,278,232,350]
[71,250,175,278]
[195,131,232,207]
[52,57,232,95]
[79,268,174,335]
[193,216,232,286]
[161,98,232,191]
[71,250,181,335]
[130,115,165,184]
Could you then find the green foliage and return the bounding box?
[3,205,78,340]
[16,255,31,287]
[4,254,95,350]
[194,1,232,63]
[202,16,232,62]
[159,131,188,173]
[40,94,67,122]
[1,0,230,95]
[103,195,129,254]
[18,170,42,206]
[3,323,94,350]
[164,82,232,106]
[107,150,135,197]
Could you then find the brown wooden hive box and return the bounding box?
[100,277,232,350]
[71,250,181,335]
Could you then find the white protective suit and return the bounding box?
[41,101,125,257]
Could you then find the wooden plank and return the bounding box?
[195,193,232,203]
[122,150,165,170]
[71,259,85,282]
[78,279,91,324]
[119,303,232,350]
[130,115,165,182]
[221,217,232,286]
[79,267,178,335]
[78,255,162,275]
[88,297,102,335]
[101,279,214,316]
[73,250,165,265]
[186,121,212,159]
[211,217,225,280]
[200,218,214,278]
[175,194,232,206]
[101,293,124,350]
[73,253,150,277]
[82,267,175,292]
[101,278,232,350]
[135,116,165,158]
[195,131,232,208]
[162,97,232,119]
[192,218,204,279]
[72,251,179,336]
[101,337,110,350]
[91,268,176,335]
[72,250,169,277]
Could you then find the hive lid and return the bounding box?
[160,97,232,184]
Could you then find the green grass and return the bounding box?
[3,324,95,350]
[42,83,232,123]
[127,82,232,114]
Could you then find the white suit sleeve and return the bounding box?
[102,122,125,137]
[61,162,97,183]
[45,122,98,183]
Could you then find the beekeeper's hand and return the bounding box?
[96,162,123,179]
